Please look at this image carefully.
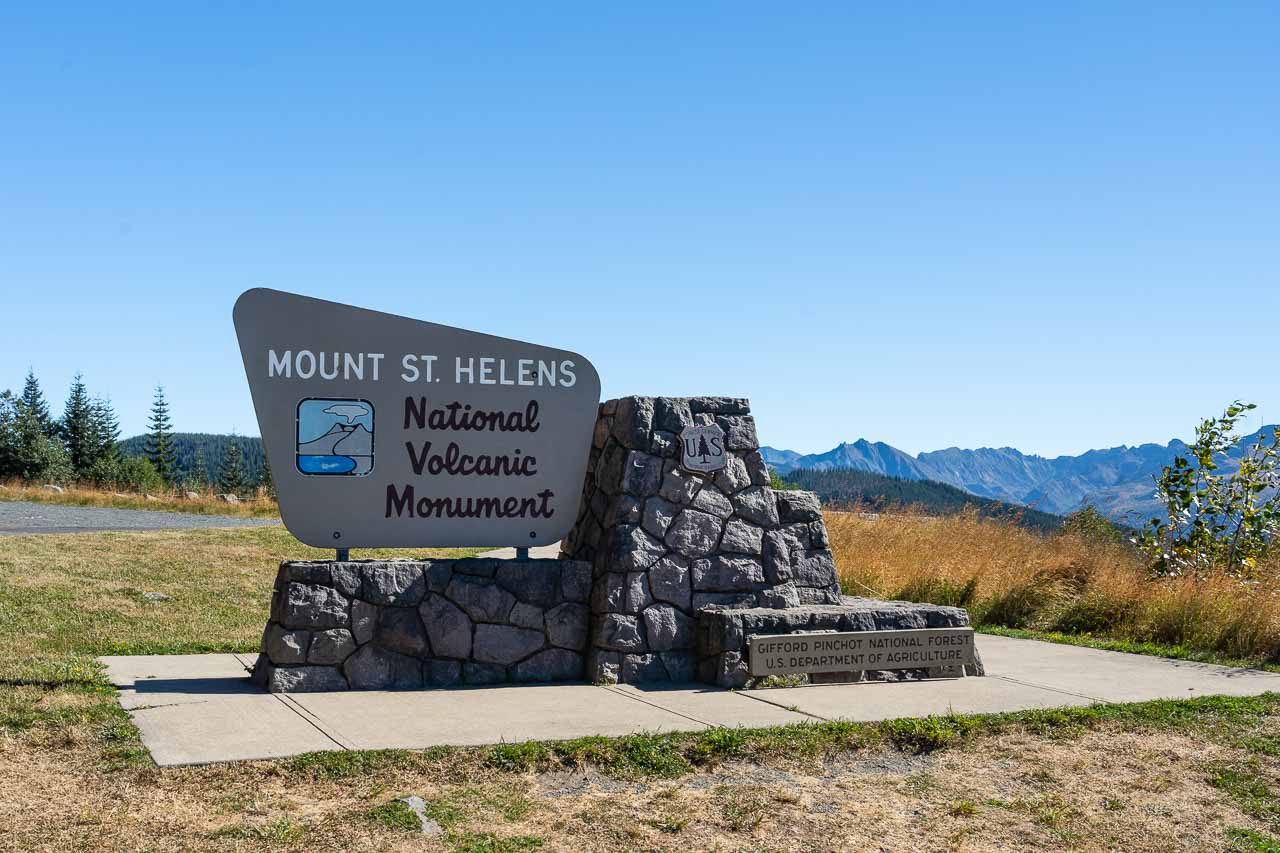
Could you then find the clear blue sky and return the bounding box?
[2,3,1276,457]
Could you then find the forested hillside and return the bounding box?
[784,467,1064,533]
[118,433,265,486]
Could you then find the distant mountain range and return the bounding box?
[784,468,1064,533]
[763,426,1278,523]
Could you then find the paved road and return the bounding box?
[0,500,281,534]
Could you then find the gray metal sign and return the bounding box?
[233,288,601,549]
[679,423,727,473]
[748,629,975,676]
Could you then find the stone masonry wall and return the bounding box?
[560,396,844,683]
[252,558,591,692]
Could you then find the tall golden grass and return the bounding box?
[827,509,1280,663]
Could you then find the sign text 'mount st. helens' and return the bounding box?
[233,288,601,549]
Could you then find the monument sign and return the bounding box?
[748,628,976,677]
[234,288,601,549]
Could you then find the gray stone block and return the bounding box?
[607,524,667,573]
[473,624,544,665]
[757,583,800,609]
[649,555,692,610]
[266,624,309,664]
[420,594,472,659]
[591,572,627,613]
[625,571,654,613]
[376,607,428,657]
[658,465,702,505]
[344,645,423,690]
[281,561,330,586]
[742,450,771,486]
[664,509,723,558]
[448,576,517,623]
[453,558,500,579]
[309,628,356,665]
[282,583,350,629]
[424,659,462,686]
[622,653,668,682]
[720,518,764,555]
[510,602,544,630]
[797,586,842,605]
[607,494,643,526]
[715,415,759,451]
[560,562,592,602]
[731,486,780,528]
[689,397,750,416]
[426,562,453,593]
[776,490,823,523]
[653,397,693,433]
[692,556,765,591]
[621,451,664,497]
[351,600,377,645]
[650,430,677,458]
[659,651,698,682]
[692,487,733,520]
[610,396,654,450]
[595,614,644,652]
[792,550,838,589]
[514,648,582,682]
[693,592,758,610]
[329,563,361,597]
[587,649,622,683]
[643,604,694,652]
[463,662,507,685]
[713,456,751,495]
[546,602,589,650]
[495,560,563,609]
[262,664,348,693]
[363,563,427,606]
[641,496,677,539]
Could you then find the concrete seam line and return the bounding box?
[731,690,830,722]
[272,694,355,751]
[600,685,716,727]
[988,674,1107,704]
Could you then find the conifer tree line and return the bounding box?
[0,370,272,498]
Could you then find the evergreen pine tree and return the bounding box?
[88,396,121,464]
[145,386,178,484]
[258,455,276,500]
[190,447,209,490]
[60,374,95,477]
[218,438,247,497]
[19,369,55,438]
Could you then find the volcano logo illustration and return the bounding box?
[295,398,374,476]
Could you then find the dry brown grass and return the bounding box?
[0,480,280,517]
[4,717,1280,851]
[828,509,1280,663]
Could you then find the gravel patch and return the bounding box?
[0,501,280,534]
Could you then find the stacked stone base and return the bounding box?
[252,558,591,692]
[696,597,986,688]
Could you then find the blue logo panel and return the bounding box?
[295,398,375,476]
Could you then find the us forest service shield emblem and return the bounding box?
[680,423,727,473]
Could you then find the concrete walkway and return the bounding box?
[101,635,1280,766]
